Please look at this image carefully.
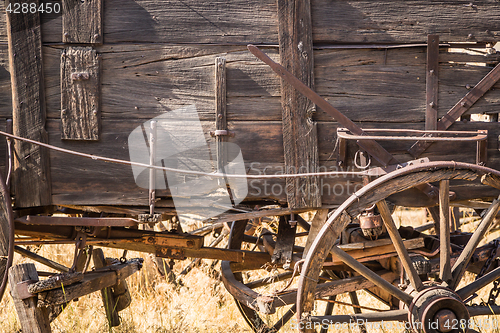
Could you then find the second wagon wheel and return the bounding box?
[222,211,357,333]
[0,169,13,303]
[296,161,500,332]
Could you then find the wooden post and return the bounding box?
[426,35,439,131]
[6,0,51,207]
[8,263,51,333]
[92,248,120,327]
[277,0,321,209]
[215,57,227,181]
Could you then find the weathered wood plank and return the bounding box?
[6,1,51,207]
[8,263,51,333]
[215,57,227,175]
[278,0,320,209]
[45,119,500,207]
[425,35,439,130]
[311,0,500,44]
[33,0,500,45]
[25,45,500,125]
[62,0,103,44]
[61,47,101,140]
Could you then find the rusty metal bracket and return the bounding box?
[210,130,235,137]
[156,248,186,260]
[16,280,37,300]
[137,214,162,224]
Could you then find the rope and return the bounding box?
[0,130,369,180]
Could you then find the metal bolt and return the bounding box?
[92,109,97,115]
[62,109,67,115]
[64,32,69,37]
[135,106,139,110]
[461,101,467,107]
[218,114,223,119]
[466,84,471,89]
[468,33,474,39]
[429,101,435,108]
[147,236,155,243]
[93,34,99,40]
[186,240,195,247]
[429,69,435,75]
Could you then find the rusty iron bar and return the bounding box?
[336,128,488,142]
[16,215,139,227]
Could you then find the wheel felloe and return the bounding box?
[408,286,469,333]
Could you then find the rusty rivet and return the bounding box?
[218,114,223,119]
[148,236,155,243]
[186,240,195,247]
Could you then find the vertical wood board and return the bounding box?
[6,0,51,207]
[278,0,321,209]
[62,0,103,44]
[61,47,101,140]
[425,35,439,130]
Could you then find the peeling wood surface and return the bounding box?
[6,3,51,207]
[61,47,101,140]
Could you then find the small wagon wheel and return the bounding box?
[297,161,500,332]
[0,170,14,302]
[222,211,352,333]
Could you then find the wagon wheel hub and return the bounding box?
[407,286,469,333]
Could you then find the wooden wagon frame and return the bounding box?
[2,1,500,332]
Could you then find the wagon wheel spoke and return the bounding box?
[457,265,500,300]
[449,195,500,290]
[330,245,413,305]
[376,200,424,291]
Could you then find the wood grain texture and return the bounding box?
[278,0,320,209]
[8,263,51,333]
[61,47,101,140]
[43,119,500,207]
[6,1,52,207]
[27,0,500,45]
[425,35,439,130]
[215,57,227,174]
[27,45,500,124]
[62,0,103,44]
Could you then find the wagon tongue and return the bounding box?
[247,44,397,167]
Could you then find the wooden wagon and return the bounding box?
[2,0,500,332]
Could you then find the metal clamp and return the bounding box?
[16,280,37,300]
[210,130,235,137]
[337,128,488,142]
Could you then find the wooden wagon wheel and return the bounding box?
[221,211,363,333]
[0,170,14,303]
[296,161,500,332]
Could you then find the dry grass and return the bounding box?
[1,208,500,332]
